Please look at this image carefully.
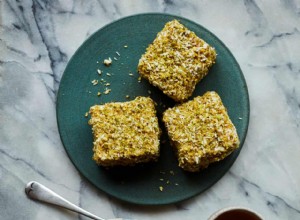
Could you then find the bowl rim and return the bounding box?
[208,206,264,220]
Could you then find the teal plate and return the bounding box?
[57,13,249,205]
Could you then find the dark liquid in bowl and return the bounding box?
[214,210,262,220]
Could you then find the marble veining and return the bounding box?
[1,0,300,219]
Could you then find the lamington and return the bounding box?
[162,91,239,172]
[88,97,161,167]
[138,20,216,102]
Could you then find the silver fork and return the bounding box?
[25,181,130,220]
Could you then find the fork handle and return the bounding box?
[25,181,105,220]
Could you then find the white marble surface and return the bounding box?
[1,0,300,219]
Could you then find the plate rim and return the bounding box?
[56,12,250,205]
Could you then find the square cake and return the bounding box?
[162,91,239,172]
[88,97,161,167]
[138,20,216,102]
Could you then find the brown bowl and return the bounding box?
[208,207,263,220]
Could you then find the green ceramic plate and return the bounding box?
[57,13,249,205]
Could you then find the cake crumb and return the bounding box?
[106,73,111,77]
[124,45,128,48]
[138,76,142,83]
[116,51,120,56]
[159,186,163,192]
[125,95,130,99]
[91,79,98,86]
[97,69,102,75]
[103,57,112,66]
[104,88,111,94]
[85,112,89,117]
[97,92,101,96]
